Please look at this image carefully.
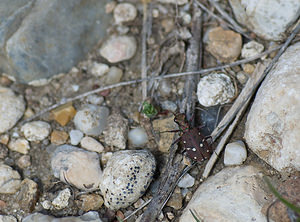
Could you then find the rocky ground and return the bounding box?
[0,0,299,222]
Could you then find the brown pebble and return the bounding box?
[0,134,9,145]
[51,103,76,126]
[116,210,125,220]
[17,155,31,168]
[0,75,13,86]
[51,130,69,145]
[76,194,104,211]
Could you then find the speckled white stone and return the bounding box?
[197,73,235,107]
[51,145,102,191]
[74,105,109,136]
[0,87,25,133]
[21,121,51,142]
[52,188,71,210]
[100,150,156,210]
[241,41,264,59]
[0,164,21,194]
[224,141,247,166]
[244,42,300,173]
[100,35,137,63]
[128,127,148,147]
[114,3,137,24]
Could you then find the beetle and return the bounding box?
[172,113,213,162]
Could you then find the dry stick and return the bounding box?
[195,0,252,39]
[21,46,282,125]
[141,1,148,101]
[203,22,300,178]
[181,2,202,121]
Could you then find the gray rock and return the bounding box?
[224,141,247,166]
[0,164,21,194]
[51,145,102,191]
[229,0,300,41]
[0,0,111,83]
[160,100,177,112]
[0,87,25,133]
[100,150,156,210]
[23,211,103,222]
[180,166,270,222]
[69,129,84,146]
[74,105,109,136]
[244,42,300,174]
[0,215,17,222]
[177,173,195,188]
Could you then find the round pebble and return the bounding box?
[74,105,109,136]
[69,130,84,145]
[80,136,104,153]
[89,62,109,77]
[16,155,31,169]
[114,3,137,24]
[241,41,264,59]
[197,73,235,107]
[224,141,247,166]
[128,127,148,147]
[21,121,51,142]
[51,145,102,191]
[0,87,25,133]
[100,150,156,210]
[100,35,137,63]
[105,66,123,85]
[8,138,30,154]
[0,164,21,194]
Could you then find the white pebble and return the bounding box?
[224,141,247,166]
[89,62,109,77]
[105,66,123,84]
[41,200,52,210]
[0,164,21,194]
[100,35,137,63]
[80,136,104,153]
[71,84,79,92]
[236,71,249,85]
[86,94,104,105]
[197,73,235,107]
[69,130,84,145]
[51,145,102,191]
[114,3,137,24]
[0,87,25,133]
[21,121,51,142]
[178,173,195,188]
[241,41,264,59]
[52,188,71,210]
[74,105,109,136]
[128,127,148,147]
[8,138,30,154]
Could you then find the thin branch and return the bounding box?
[141,1,149,101]
[20,44,284,124]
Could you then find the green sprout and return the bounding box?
[141,101,158,118]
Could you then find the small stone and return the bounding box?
[180,11,191,25]
[133,198,145,209]
[15,178,38,213]
[80,136,104,153]
[0,87,25,133]
[41,200,52,210]
[51,145,102,191]
[52,188,71,210]
[241,41,264,59]
[0,144,8,159]
[101,152,113,166]
[21,121,51,142]
[8,138,30,154]
[152,116,178,153]
[69,130,84,146]
[50,130,69,145]
[152,9,159,18]
[0,215,17,222]
[16,155,31,169]
[51,103,76,126]
[206,27,242,63]
[71,85,79,92]
[0,164,21,194]
[0,134,9,145]
[158,0,188,5]
[74,105,109,136]
[160,101,177,112]
[104,113,128,150]
[23,212,102,222]
[100,150,156,210]
[100,35,137,63]
[166,187,182,210]
[128,127,148,147]
[158,80,172,97]
[24,107,35,119]
[89,62,109,77]
[76,194,104,211]
[105,66,123,85]
[224,141,247,166]
[166,212,175,220]
[242,63,255,74]
[116,210,125,220]
[236,71,249,84]
[178,173,195,188]
[86,95,104,105]
[197,73,235,107]
[114,3,137,24]
[161,18,174,33]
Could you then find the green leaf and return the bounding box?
[116,216,124,222]
[264,176,300,215]
[141,101,158,118]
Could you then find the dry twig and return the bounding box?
[141,0,149,101]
